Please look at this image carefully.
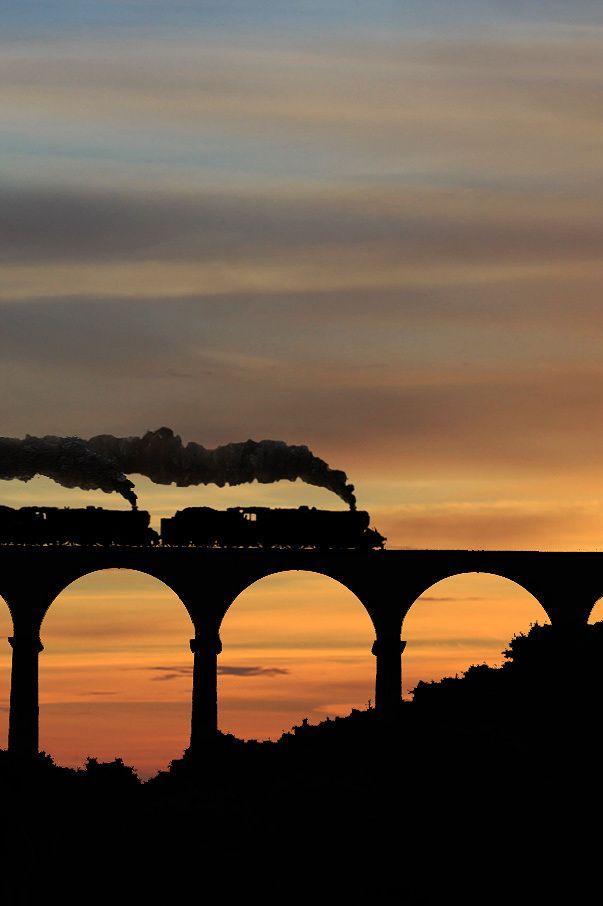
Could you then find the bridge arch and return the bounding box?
[38,568,195,777]
[40,565,193,625]
[218,569,376,740]
[402,569,550,620]
[219,565,379,632]
[401,571,549,699]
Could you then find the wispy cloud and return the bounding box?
[146,665,290,681]
[407,637,513,650]
[4,29,603,186]
[219,665,290,677]
[3,184,603,307]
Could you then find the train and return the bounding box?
[161,506,385,550]
[0,505,385,550]
[0,505,158,547]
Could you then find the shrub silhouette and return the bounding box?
[83,756,140,793]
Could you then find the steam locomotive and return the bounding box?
[0,505,158,546]
[0,505,385,549]
[161,507,385,550]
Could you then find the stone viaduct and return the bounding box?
[0,546,601,758]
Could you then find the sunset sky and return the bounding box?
[3,2,603,776]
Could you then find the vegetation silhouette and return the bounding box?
[4,621,600,903]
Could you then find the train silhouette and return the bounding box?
[0,505,385,550]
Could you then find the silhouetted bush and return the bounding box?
[83,756,140,792]
[4,621,603,824]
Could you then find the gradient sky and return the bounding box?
[3,1,603,775]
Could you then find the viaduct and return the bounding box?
[1,546,601,758]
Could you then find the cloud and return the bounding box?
[150,668,191,682]
[4,27,603,194]
[406,637,518,649]
[218,665,290,677]
[146,665,289,681]
[2,184,603,322]
[3,184,603,269]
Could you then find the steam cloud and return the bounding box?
[0,428,356,509]
[0,435,137,507]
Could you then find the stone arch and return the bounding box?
[38,568,195,777]
[401,571,549,699]
[402,569,549,621]
[41,566,193,626]
[220,565,378,632]
[218,569,377,740]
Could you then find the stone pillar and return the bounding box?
[189,629,222,751]
[372,633,405,715]
[8,629,44,757]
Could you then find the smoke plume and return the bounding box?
[87,428,356,509]
[0,428,356,509]
[0,435,137,507]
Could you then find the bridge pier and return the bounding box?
[372,633,405,715]
[189,629,222,751]
[8,629,44,757]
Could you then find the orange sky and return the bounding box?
[4,4,603,776]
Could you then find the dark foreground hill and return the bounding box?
[3,622,602,904]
